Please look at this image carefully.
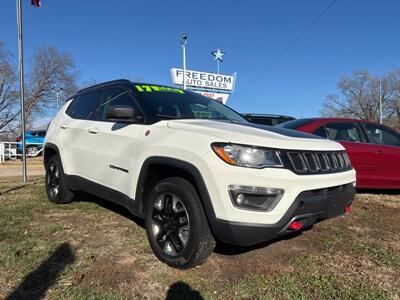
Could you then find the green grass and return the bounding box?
[223,272,392,300]
[349,239,400,268]
[1,178,399,299]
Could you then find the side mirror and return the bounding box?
[106,105,142,123]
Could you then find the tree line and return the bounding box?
[321,70,400,130]
[0,41,78,138]
[1,39,399,140]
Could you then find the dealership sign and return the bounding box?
[193,91,230,104]
[171,68,234,92]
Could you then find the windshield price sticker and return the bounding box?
[135,85,184,94]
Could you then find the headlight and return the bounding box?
[211,143,283,168]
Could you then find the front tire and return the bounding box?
[45,155,75,204]
[145,177,215,269]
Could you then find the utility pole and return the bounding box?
[180,34,188,90]
[379,79,382,124]
[16,0,27,182]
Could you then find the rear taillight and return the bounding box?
[345,204,352,214]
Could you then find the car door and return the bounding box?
[58,90,103,181]
[360,122,400,188]
[31,131,46,147]
[317,122,375,188]
[85,86,145,196]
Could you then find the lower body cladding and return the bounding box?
[210,183,355,246]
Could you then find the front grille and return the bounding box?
[284,150,352,175]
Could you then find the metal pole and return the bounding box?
[17,0,27,182]
[182,43,187,90]
[56,92,59,111]
[217,60,220,74]
[379,79,382,124]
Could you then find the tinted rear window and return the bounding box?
[278,118,314,129]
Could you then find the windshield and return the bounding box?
[132,84,248,124]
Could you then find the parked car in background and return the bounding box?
[242,113,295,126]
[279,118,400,189]
[16,130,46,157]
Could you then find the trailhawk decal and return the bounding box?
[109,164,129,173]
[135,85,184,94]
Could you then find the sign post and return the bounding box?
[211,49,225,74]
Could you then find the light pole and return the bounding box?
[52,88,63,111]
[180,34,187,90]
[358,74,383,124]
[16,0,27,182]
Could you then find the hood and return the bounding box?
[166,119,344,151]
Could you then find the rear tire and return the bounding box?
[145,177,215,269]
[45,155,75,204]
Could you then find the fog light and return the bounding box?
[228,185,284,211]
[236,193,245,205]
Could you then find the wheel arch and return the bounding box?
[135,157,216,225]
[43,143,60,165]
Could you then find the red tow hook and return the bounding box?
[345,204,352,214]
[288,221,303,230]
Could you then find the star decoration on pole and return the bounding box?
[211,49,225,62]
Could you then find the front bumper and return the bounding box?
[211,182,355,246]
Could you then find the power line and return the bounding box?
[237,0,337,96]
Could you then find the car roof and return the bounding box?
[242,113,295,119]
[304,117,383,125]
[28,130,46,133]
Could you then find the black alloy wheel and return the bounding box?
[47,160,60,198]
[151,193,190,256]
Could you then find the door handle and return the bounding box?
[375,150,384,155]
[87,127,99,134]
[60,124,69,129]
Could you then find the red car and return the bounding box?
[279,118,400,189]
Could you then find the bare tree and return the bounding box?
[25,45,78,122]
[0,42,78,134]
[0,42,19,133]
[321,70,400,129]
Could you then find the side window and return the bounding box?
[157,104,182,118]
[325,123,361,142]
[96,88,142,121]
[362,123,400,146]
[65,97,75,116]
[70,91,101,120]
[313,126,327,138]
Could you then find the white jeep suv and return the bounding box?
[44,80,356,268]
